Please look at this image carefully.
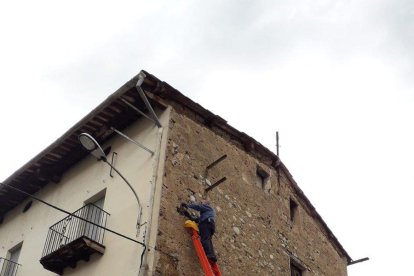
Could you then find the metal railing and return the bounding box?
[42,203,110,257]
[0,258,21,276]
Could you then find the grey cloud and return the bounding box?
[44,0,414,99]
[373,0,414,82]
[163,1,385,67]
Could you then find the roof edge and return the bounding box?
[1,73,141,187]
[142,71,353,263]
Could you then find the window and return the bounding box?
[83,191,106,241]
[40,190,109,275]
[291,262,303,276]
[9,246,21,265]
[84,189,106,207]
[289,198,298,223]
[290,258,305,276]
[256,166,269,189]
[85,197,105,240]
[1,243,22,276]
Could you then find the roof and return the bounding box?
[0,70,352,263]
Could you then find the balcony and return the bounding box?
[40,204,109,275]
[0,258,21,276]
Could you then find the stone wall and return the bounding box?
[154,108,348,276]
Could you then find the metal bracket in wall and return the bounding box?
[206,154,227,171]
[348,257,369,266]
[120,98,157,125]
[120,72,162,128]
[110,127,154,155]
[110,151,118,178]
[204,154,228,193]
[205,177,227,192]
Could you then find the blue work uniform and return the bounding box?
[187,203,217,262]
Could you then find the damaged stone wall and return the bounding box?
[154,109,348,276]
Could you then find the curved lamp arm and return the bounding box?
[78,133,143,231]
[103,159,143,230]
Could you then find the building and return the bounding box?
[0,71,352,275]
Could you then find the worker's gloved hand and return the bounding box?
[181,202,188,208]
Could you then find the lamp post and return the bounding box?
[78,133,143,233]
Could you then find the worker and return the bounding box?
[181,199,217,263]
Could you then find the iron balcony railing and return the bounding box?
[42,203,110,257]
[0,258,21,276]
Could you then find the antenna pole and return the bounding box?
[276,131,279,156]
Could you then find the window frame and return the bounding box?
[1,242,23,276]
[290,257,306,276]
[289,198,298,223]
[79,189,107,242]
[256,166,270,189]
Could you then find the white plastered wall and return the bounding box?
[0,107,171,276]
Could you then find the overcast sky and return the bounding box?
[1,1,413,275]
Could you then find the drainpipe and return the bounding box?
[138,124,166,276]
[136,72,167,276]
[136,71,162,128]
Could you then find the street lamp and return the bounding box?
[78,133,143,233]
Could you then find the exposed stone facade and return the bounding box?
[154,108,348,276]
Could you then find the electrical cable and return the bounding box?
[0,182,147,271]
